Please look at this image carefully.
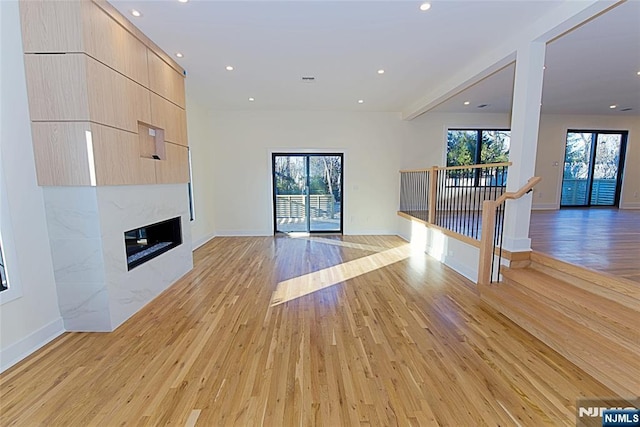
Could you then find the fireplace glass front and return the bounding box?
[124,217,182,270]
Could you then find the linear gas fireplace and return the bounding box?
[125,217,182,270]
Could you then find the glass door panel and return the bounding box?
[273,153,343,234]
[561,131,626,207]
[274,155,307,233]
[561,132,593,206]
[309,156,342,232]
[591,133,621,206]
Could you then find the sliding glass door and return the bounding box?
[561,131,627,207]
[273,153,343,233]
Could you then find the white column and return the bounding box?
[502,41,546,252]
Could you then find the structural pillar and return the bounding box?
[502,41,546,252]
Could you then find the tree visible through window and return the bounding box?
[0,240,7,292]
[447,129,510,167]
[446,129,510,187]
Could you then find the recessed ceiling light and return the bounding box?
[248,97,255,102]
[463,101,470,105]
[609,104,617,109]
[175,52,183,58]
[419,2,431,11]
[377,69,385,75]
[358,99,364,104]
[178,0,189,3]
[637,71,640,76]
[131,9,142,17]
[225,66,234,71]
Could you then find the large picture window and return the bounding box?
[446,129,510,187]
[447,129,510,167]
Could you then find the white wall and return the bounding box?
[0,0,64,371]
[534,114,640,209]
[209,110,406,235]
[185,88,217,248]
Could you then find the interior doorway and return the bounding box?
[560,130,627,207]
[272,153,343,234]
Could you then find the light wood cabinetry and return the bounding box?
[156,143,190,184]
[31,122,93,186]
[148,52,186,108]
[20,0,189,187]
[150,92,188,146]
[25,54,152,133]
[91,124,157,186]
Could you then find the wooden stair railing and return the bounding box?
[478,176,542,285]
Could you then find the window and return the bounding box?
[447,129,510,167]
[446,129,510,187]
[0,238,7,292]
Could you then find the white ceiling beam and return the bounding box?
[402,0,623,121]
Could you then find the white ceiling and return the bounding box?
[110,0,640,117]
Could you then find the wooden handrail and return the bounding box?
[399,168,432,173]
[436,162,512,171]
[399,162,512,174]
[477,176,541,286]
[495,176,542,205]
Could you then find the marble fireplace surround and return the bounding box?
[43,184,193,332]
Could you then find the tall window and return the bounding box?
[447,129,510,167]
[0,239,8,292]
[446,129,510,187]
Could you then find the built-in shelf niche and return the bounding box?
[138,122,166,160]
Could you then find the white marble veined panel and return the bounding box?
[97,184,193,329]
[55,282,111,331]
[42,183,193,332]
[49,237,105,284]
[107,241,192,329]
[43,187,100,239]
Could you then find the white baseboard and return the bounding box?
[344,229,397,236]
[443,255,478,283]
[214,229,272,237]
[620,202,640,210]
[532,203,558,210]
[192,232,216,250]
[0,317,65,373]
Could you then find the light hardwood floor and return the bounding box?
[530,208,640,284]
[0,236,618,426]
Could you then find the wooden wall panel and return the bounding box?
[148,51,185,108]
[24,54,90,122]
[21,0,189,187]
[91,124,156,186]
[155,143,189,184]
[19,0,84,53]
[92,0,185,76]
[86,56,151,133]
[30,122,92,186]
[150,92,188,146]
[83,2,149,87]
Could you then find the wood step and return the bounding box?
[530,251,640,307]
[501,267,639,353]
[479,281,640,397]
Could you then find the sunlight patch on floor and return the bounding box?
[289,235,390,253]
[270,244,412,306]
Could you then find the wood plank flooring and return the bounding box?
[530,208,640,284]
[0,236,618,426]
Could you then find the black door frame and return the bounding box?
[272,153,344,234]
[561,130,628,208]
